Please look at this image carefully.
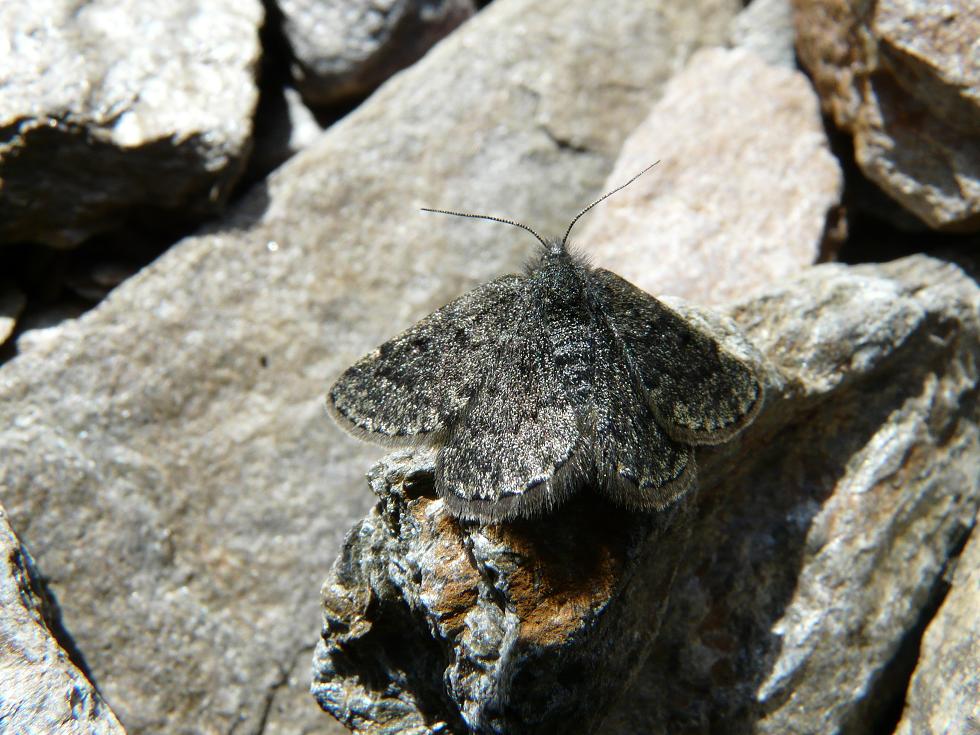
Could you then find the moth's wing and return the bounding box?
[436,325,582,522]
[592,324,696,508]
[591,268,762,445]
[328,275,524,444]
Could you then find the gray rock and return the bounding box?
[580,47,842,306]
[0,0,739,731]
[728,0,796,68]
[0,0,264,248]
[793,0,980,231]
[248,85,325,179]
[896,518,980,735]
[610,255,980,734]
[314,255,979,734]
[0,285,25,346]
[0,504,126,735]
[280,0,476,107]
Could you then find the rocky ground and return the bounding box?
[0,1,977,734]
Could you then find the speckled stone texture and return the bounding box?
[0,0,263,248]
[728,0,795,68]
[0,505,125,735]
[314,254,979,734]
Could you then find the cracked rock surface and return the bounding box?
[0,0,264,248]
[0,504,125,735]
[0,0,739,731]
[314,254,979,734]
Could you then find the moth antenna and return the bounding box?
[561,160,661,247]
[421,208,548,249]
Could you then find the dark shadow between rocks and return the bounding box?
[825,127,980,265]
[9,534,101,694]
[856,520,971,735]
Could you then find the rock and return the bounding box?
[247,84,325,181]
[793,0,980,231]
[14,305,85,355]
[728,0,796,68]
[896,518,980,735]
[314,254,979,733]
[579,47,843,306]
[0,285,25,346]
[0,0,264,248]
[609,255,980,734]
[0,0,740,731]
[313,451,697,734]
[280,0,476,107]
[0,504,126,735]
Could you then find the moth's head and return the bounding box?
[542,237,567,257]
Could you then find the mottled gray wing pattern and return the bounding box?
[591,334,696,508]
[591,268,762,445]
[436,322,581,522]
[328,275,524,444]
[537,271,695,508]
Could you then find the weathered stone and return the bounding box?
[0,0,264,248]
[0,504,125,735]
[313,451,697,734]
[896,517,980,735]
[280,0,476,107]
[793,0,980,231]
[609,255,980,734]
[0,284,24,346]
[728,0,796,68]
[0,0,740,731]
[580,47,842,305]
[315,254,979,733]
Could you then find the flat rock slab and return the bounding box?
[0,0,264,247]
[315,255,979,734]
[280,0,476,106]
[0,505,125,735]
[793,0,980,231]
[581,47,842,305]
[0,0,739,731]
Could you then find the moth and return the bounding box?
[328,165,763,522]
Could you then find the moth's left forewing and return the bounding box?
[327,274,524,445]
[590,268,763,445]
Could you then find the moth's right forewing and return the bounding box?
[592,332,696,508]
[591,269,762,445]
[327,274,525,445]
